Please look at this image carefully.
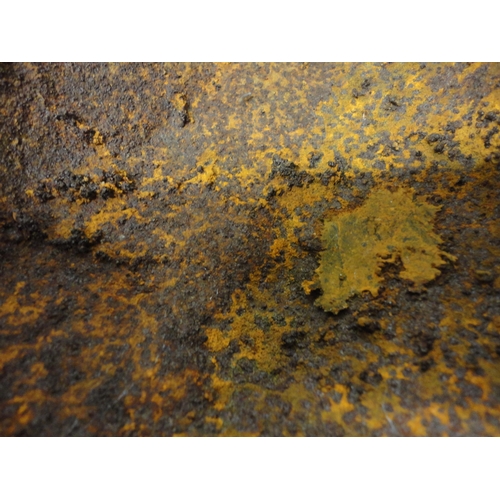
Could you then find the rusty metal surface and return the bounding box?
[0,62,499,436]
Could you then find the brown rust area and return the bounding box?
[0,63,500,436]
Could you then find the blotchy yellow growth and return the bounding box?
[304,188,456,313]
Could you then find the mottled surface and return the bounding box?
[0,63,499,436]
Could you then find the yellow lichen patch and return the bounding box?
[184,147,220,188]
[210,372,234,412]
[0,282,50,328]
[305,188,456,313]
[171,92,189,115]
[205,416,223,431]
[314,63,500,173]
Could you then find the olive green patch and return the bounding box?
[304,188,456,313]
